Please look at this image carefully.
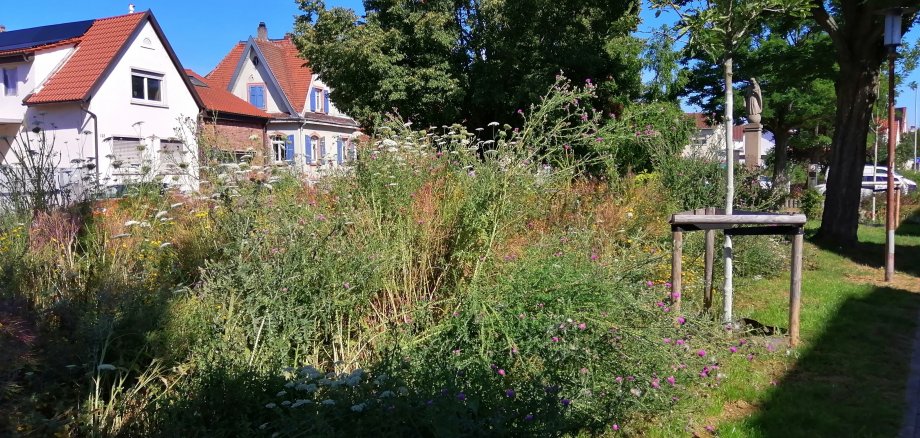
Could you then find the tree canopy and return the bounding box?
[293,0,644,129]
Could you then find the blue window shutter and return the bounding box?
[324,90,330,114]
[249,85,264,109]
[336,138,344,164]
[309,89,316,112]
[286,135,295,162]
[305,136,313,163]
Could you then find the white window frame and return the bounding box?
[272,136,286,162]
[3,67,18,97]
[131,69,165,106]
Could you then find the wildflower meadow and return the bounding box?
[0,78,791,436]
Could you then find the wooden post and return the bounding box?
[789,230,804,347]
[704,207,715,312]
[672,228,683,316]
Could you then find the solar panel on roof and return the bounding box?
[0,19,94,52]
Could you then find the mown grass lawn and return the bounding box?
[647,218,920,437]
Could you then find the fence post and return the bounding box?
[672,227,683,316]
[789,229,804,346]
[704,207,715,312]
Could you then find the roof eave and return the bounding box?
[228,38,299,115]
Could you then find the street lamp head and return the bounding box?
[884,11,902,48]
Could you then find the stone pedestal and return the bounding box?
[743,123,762,170]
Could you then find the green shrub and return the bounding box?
[800,188,824,220]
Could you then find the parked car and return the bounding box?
[815,165,917,197]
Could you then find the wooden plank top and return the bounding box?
[670,213,807,226]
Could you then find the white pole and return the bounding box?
[913,83,917,170]
[723,56,734,325]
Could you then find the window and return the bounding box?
[248,84,265,109]
[272,136,286,162]
[310,136,319,164]
[3,68,17,96]
[111,137,144,171]
[314,89,324,113]
[131,70,163,102]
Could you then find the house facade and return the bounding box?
[684,113,774,167]
[206,23,360,178]
[0,11,203,192]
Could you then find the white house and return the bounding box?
[0,10,203,193]
[684,113,774,167]
[206,22,360,178]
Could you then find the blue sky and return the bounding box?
[3,1,919,127]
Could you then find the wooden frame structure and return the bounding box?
[669,208,807,346]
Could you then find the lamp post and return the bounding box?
[912,81,918,171]
[882,9,905,282]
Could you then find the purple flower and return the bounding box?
[505,389,516,398]
[590,252,599,261]
[666,376,676,386]
[677,317,686,325]
[577,322,587,330]
[611,424,619,431]
[729,346,738,353]
[646,281,654,287]
[663,338,672,344]
[651,378,660,389]
[665,282,672,289]
[676,339,685,346]
[671,291,681,300]
[524,414,534,421]
[457,392,466,401]
[561,398,571,407]
[551,336,560,343]
[697,350,706,357]
[615,376,623,383]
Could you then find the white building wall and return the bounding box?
[0,45,75,123]
[88,20,200,191]
[230,49,286,114]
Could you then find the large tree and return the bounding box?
[812,1,917,245]
[293,0,643,128]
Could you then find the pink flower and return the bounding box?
[615,376,623,383]
[663,338,672,344]
[665,282,672,289]
[676,339,685,346]
[551,336,560,343]
[706,425,716,433]
[590,252,599,261]
[671,291,681,300]
[663,307,670,313]
[697,349,706,357]
[677,317,686,325]
[577,322,587,330]
[611,424,619,431]
[651,378,661,389]
[747,353,755,361]
[498,369,506,377]
[666,376,676,386]
[729,346,738,353]
[580,367,589,374]
[646,281,654,287]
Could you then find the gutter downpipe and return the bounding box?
[81,104,101,188]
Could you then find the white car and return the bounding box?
[815,165,917,197]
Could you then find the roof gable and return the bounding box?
[208,36,313,115]
[24,11,203,110]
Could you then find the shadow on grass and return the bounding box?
[811,224,920,278]
[747,285,920,437]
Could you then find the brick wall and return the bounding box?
[199,119,268,164]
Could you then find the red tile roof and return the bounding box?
[206,42,245,91]
[186,69,269,119]
[25,13,146,104]
[207,37,313,114]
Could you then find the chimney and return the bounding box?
[257,22,268,40]
[128,4,135,13]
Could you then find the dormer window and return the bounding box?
[3,68,18,97]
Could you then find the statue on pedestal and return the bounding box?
[745,78,763,124]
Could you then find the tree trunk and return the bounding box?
[817,63,880,245]
[723,54,734,325]
[772,127,790,193]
